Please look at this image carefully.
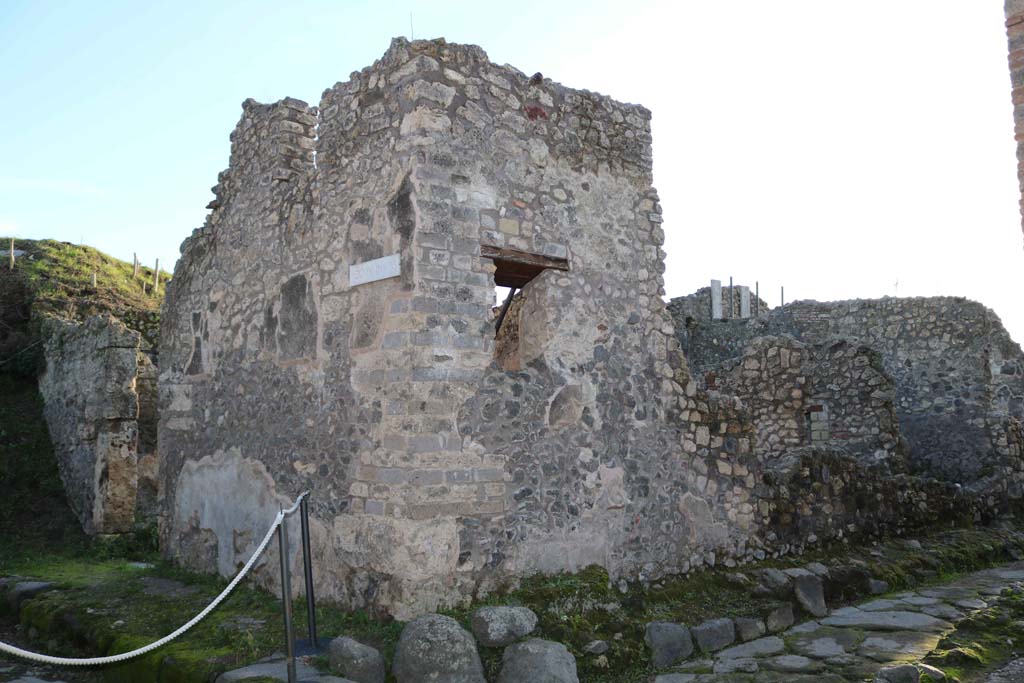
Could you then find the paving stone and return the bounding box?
[858,631,941,663]
[955,598,988,610]
[860,599,904,612]
[215,659,339,682]
[765,654,824,673]
[786,620,822,635]
[821,610,952,633]
[652,676,697,683]
[691,618,735,653]
[645,621,693,667]
[794,636,846,658]
[713,657,758,673]
[717,636,785,659]
[901,596,940,606]
[919,603,964,621]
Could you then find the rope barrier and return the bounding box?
[0,491,309,667]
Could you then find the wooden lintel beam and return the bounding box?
[481,245,569,270]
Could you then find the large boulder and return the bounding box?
[471,606,538,647]
[328,636,386,683]
[392,614,485,683]
[644,621,693,667]
[496,638,578,683]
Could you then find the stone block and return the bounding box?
[644,622,693,667]
[691,618,735,653]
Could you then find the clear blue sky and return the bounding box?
[2,1,1023,341]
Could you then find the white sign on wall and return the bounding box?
[349,253,401,287]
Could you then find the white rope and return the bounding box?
[0,491,309,667]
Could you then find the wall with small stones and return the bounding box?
[37,313,156,535]
[669,295,1024,493]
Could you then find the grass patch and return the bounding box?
[923,592,1024,682]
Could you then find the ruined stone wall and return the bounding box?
[670,295,1024,494]
[712,335,902,470]
[715,336,808,456]
[37,314,155,534]
[161,39,1024,620]
[162,38,735,617]
[804,339,902,468]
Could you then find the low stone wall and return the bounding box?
[37,314,157,534]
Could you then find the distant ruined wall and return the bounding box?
[670,296,1024,495]
[38,314,156,535]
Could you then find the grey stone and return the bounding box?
[757,568,793,597]
[717,636,785,659]
[734,616,766,642]
[875,664,920,683]
[822,609,952,632]
[653,676,696,683]
[793,574,828,617]
[920,603,965,621]
[392,614,485,683]
[691,617,735,653]
[497,638,578,683]
[955,598,987,610]
[582,640,608,655]
[215,659,340,682]
[328,636,385,683]
[644,621,693,667]
[713,657,758,673]
[805,562,831,578]
[766,603,795,633]
[869,578,890,595]
[7,581,55,611]
[766,654,824,673]
[471,606,537,647]
[795,636,846,658]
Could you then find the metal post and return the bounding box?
[755,281,760,316]
[278,512,297,683]
[9,238,13,270]
[781,286,785,308]
[299,496,318,650]
[153,259,160,295]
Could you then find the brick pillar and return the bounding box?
[1006,0,1024,243]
